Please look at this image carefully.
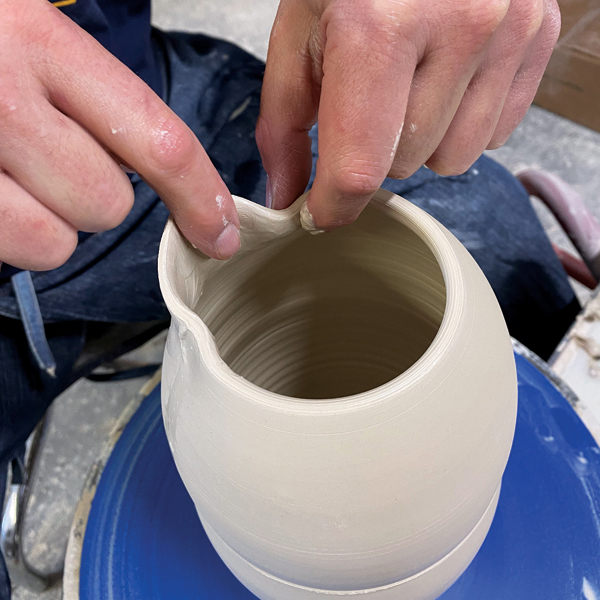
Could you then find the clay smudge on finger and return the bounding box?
[266,176,273,209]
[299,202,326,235]
[391,123,403,160]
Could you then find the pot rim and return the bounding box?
[158,188,465,412]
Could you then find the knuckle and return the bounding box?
[432,164,468,177]
[33,226,78,271]
[487,133,509,150]
[544,0,562,43]
[359,6,402,38]
[94,181,134,231]
[73,160,135,232]
[41,240,77,270]
[353,0,419,31]
[512,0,545,44]
[462,0,510,36]
[426,154,472,177]
[328,1,420,58]
[437,0,509,54]
[388,163,418,180]
[146,114,197,176]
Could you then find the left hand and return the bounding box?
[256,0,560,230]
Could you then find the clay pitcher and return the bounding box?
[158,189,518,600]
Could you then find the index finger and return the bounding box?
[36,4,239,259]
[306,15,418,230]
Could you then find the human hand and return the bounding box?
[257,0,560,229]
[0,0,240,272]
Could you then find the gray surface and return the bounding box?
[11,333,166,600]
[8,2,600,599]
[489,106,600,218]
[152,0,279,61]
[489,106,600,249]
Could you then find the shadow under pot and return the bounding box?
[158,189,518,600]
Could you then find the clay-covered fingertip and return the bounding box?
[299,202,326,235]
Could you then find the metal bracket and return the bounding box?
[1,421,62,592]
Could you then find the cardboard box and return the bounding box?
[535,0,600,132]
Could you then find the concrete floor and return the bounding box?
[8,1,600,599]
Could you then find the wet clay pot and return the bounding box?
[158,189,518,600]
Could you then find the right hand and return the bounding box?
[258,0,560,230]
[0,0,240,272]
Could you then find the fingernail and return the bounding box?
[266,176,273,209]
[215,223,241,259]
[120,164,137,175]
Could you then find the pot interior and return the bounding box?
[195,205,446,399]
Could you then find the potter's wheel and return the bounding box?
[66,352,600,600]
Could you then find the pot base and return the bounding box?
[72,353,600,600]
[201,487,500,600]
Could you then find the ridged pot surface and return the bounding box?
[158,189,518,600]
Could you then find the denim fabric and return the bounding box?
[0,466,6,599]
[48,0,162,98]
[0,31,265,323]
[0,29,578,599]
